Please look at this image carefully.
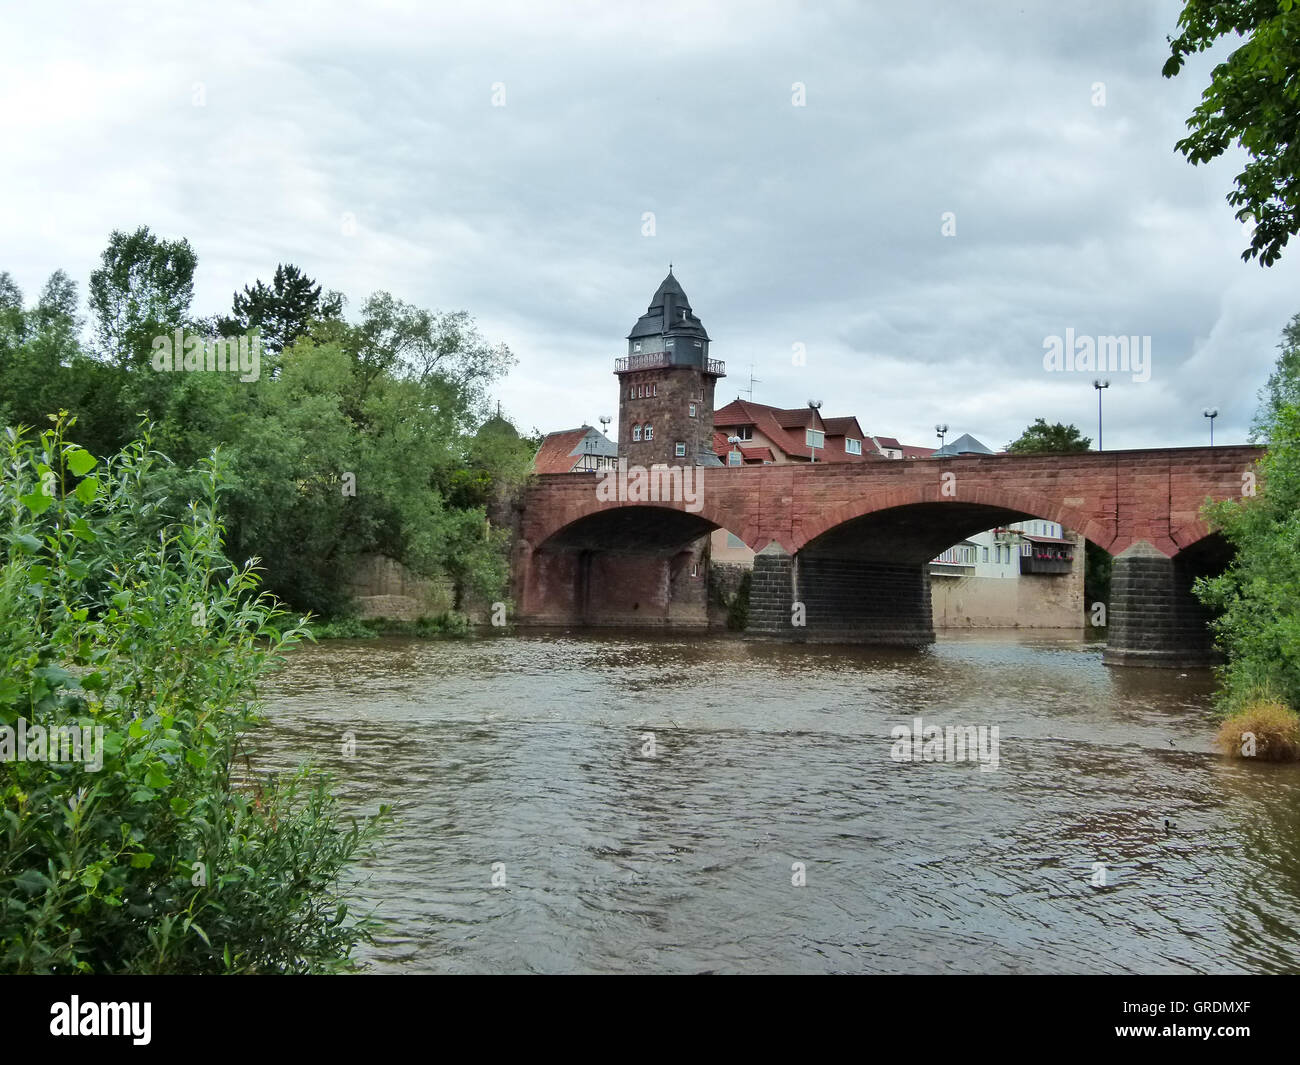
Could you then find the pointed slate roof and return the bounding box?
[932,432,994,457]
[628,270,710,342]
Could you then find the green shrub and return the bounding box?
[726,571,751,631]
[0,417,387,973]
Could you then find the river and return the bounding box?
[254,631,1300,974]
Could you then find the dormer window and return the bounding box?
[846,438,862,455]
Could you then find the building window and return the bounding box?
[982,547,989,562]
[694,339,702,347]
[806,429,824,448]
[628,387,635,399]
[690,562,699,577]
[689,403,697,417]
[632,424,642,441]
[652,383,658,396]
[846,438,862,455]
[665,338,675,347]
[644,424,653,441]
[675,442,686,457]
[736,426,753,441]
[728,450,742,466]
[1022,542,1032,556]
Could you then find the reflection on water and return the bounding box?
[252,630,1300,974]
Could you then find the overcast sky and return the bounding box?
[4,0,1297,451]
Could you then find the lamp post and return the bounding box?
[807,399,822,463]
[935,423,949,449]
[1203,407,1218,447]
[1093,379,1110,450]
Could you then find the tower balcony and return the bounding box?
[614,352,726,376]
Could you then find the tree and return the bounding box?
[87,226,197,365]
[1163,0,1300,265]
[1196,316,1300,710]
[1004,419,1092,453]
[217,263,343,354]
[1253,311,1300,440]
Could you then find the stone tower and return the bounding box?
[615,270,726,468]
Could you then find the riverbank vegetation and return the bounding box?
[0,227,537,622]
[1197,314,1300,758]
[0,418,388,971]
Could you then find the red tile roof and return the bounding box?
[713,398,871,462]
[533,427,593,474]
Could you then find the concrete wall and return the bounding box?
[930,538,1085,629]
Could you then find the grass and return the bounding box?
[1215,694,1300,762]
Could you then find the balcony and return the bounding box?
[615,352,670,373]
[613,353,726,376]
[1019,554,1073,575]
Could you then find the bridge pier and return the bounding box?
[747,542,796,634]
[796,556,935,645]
[1102,541,1221,668]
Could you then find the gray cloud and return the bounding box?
[2,0,1296,449]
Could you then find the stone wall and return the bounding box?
[345,554,455,621]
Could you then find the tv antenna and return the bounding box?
[743,365,761,402]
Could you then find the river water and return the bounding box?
[254,631,1300,974]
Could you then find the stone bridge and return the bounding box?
[512,445,1262,667]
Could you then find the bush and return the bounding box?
[0,417,387,973]
[1214,694,1300,762]
[726,571,751,631]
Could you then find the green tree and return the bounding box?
[1253,311,1300,439]
[1163,0,1300,265]
[87,226,197,366]
[1004,418,1092,453]
[1196,317,1300,709]
[216,263,343,354]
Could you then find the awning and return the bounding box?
[1022,534,1072,545]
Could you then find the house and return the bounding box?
[533,425,617,474]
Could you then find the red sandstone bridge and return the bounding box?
[512,444,1263,667]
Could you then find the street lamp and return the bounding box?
[935,423,949,448]
[1203,407,1218,446]
[807,399,822,463]
[1093,379,1110,450]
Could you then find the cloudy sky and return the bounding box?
[3,0,1297,451]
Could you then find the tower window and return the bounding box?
[632,424,642,441]
[633,342,641,352]
[688,403,697,417]
[675,442,686,457]
[637,385,644,398]
[644,424,653,441]
[652,384,657,396]
[628,387,634,399]
[665,338,674,347]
